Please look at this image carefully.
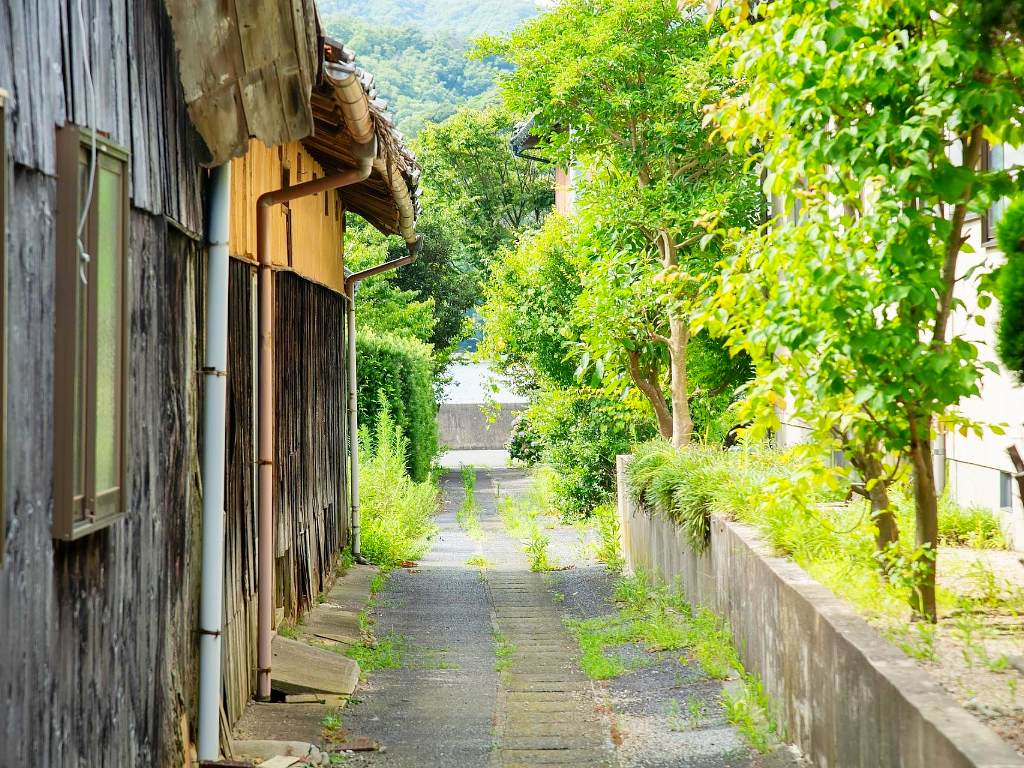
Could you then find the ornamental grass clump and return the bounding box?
[359,400,439,566]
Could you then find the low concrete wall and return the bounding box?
[436,402,524,450]
[615,455,1023,768]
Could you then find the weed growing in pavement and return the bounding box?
[666,696,704,731]
[319,710,347,755]
[466,553,492,568]
[459,504,487,541]
[565,615,634,679]
[461,464,477,506]
[492,629,516,673]
[593,502,624,571]
[551,590,564,602]
[320,712,343,731]
[370,569,391,598]
[525,521,553,572]
[567,568,784,753]
[278,621,302,640]
[347,632,409,673]
[723,677,780,755]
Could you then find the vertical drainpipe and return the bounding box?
[934,430,947,498]
[198,162,231,762]
[255,138,378,701]
[344,240,422,562]
[345,278,362,562]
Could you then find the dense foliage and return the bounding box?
[356,333,438,482]
[996,197,1024,384]
[323,14,505,136]
[415,105,554,265]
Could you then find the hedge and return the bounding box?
[355,332,438,481]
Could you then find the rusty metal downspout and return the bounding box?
[255,135,377,701]
[344,236,423,563]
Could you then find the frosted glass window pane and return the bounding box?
[94,165,121,493]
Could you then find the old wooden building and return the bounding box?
[0,0,421,764]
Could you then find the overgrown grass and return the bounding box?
[566,570,783,753]
[626,441,1011,629]
[593,502,624,570]
[360,402,439,566]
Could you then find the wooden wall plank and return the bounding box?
[228,139,347,295]
[0,0,65,172]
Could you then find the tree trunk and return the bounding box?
[626,349,673,440]
[863,455,900,564]
[669,314,692,448]
[909,415,939,623]
[849,451,900,568]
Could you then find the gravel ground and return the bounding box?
[538,517,804,768]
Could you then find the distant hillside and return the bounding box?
[319,0,539,40]
[324,14,507,136]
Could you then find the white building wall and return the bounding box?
[945,146,1024,549]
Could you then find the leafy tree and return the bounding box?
[478,214,583,392]
[996,198,1024,384]
[346,216,476,356]
[386,216,479,354]
[415,105,554,265]
[477,0,760,447]
[708,0,1024,621]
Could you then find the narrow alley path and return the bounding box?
[341,466,801,768]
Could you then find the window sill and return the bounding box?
[54,511,126,542]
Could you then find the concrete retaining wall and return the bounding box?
[437,402,524,450]
[615,455,1023,768]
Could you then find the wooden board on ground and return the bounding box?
[270,636,359,697]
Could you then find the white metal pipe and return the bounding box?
[198,162,232,762]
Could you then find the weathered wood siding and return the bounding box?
[223,259,259,724]
[274,272,348,619]
[0,166,202,767]
[0,0,204,232]
[229,139,348,294]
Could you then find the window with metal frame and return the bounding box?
[53,125,130,541]
[0,89,7,561]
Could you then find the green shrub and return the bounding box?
[359,402,439,566]
[997,195,1024,384]
[528,389,656,518]
[357,332,438,481]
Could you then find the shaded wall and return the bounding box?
[0,166,202,767]
[274,272,348,620]
[437,402,524,451]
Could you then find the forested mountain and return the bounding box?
[319,0,538,39]
[323,14,502,135]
